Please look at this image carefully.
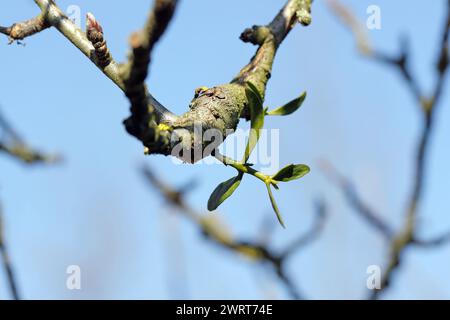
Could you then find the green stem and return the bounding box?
[214,153,270,183]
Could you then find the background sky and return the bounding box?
[1,0,450,299]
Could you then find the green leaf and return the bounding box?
[243,83,265,163]
[272,164,310,182]
[266,92,307,116]
[266,183,285,228]
[246,82,263,107]
[207,173,243,211]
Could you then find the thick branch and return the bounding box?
[156,0,313,162]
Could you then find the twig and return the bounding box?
[0,108,59,164]
[0,202,20,300]
[122,0,179,128]
[0,12,49,44]
[122,0,179,148]
[0,142,59,164]
[327,0,422,103]
[141,166,327,299]
[413,231,450,247]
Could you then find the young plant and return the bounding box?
[208,82,309,228]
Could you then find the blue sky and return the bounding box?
[1,0,450,299]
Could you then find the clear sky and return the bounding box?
[1,0,449,299]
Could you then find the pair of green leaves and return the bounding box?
[207,82,309,227]
[266,164,310,228]
[208,83,266,212]
[208,83,265,211]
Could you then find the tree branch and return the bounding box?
[0,202,20,300]
[413,231,450,247]
[3,0,313,162]
[371,0,450,300]
[0,108,59,164]
[121,0,179,149]
[0,12,49,44]
[327,0,422,103]
[136,0,313,160]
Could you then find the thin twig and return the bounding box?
[413,231,450,247]
[0,12,49,44]
[0,202,20,300]
[0,108,59,164]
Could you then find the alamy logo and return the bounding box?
[66,265,81,290]
[366,5,381,30]
[66,5,81,28]
[366,265,381,290]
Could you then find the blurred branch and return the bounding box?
[319,160,394,240]
[0,108,60,165]
[327,0,422,102]
[327,0,450,299]
[0,201,20,300]
[0,143,59,164]
[413,231,450,247]
[141,166,327,299]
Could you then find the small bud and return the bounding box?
[86,12,112,68]
[86,12,103,34]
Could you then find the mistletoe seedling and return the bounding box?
[208,82,310,228]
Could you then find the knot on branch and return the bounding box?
[296,7,312,26]
[0,15,49,44]
[240,25,271,45]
